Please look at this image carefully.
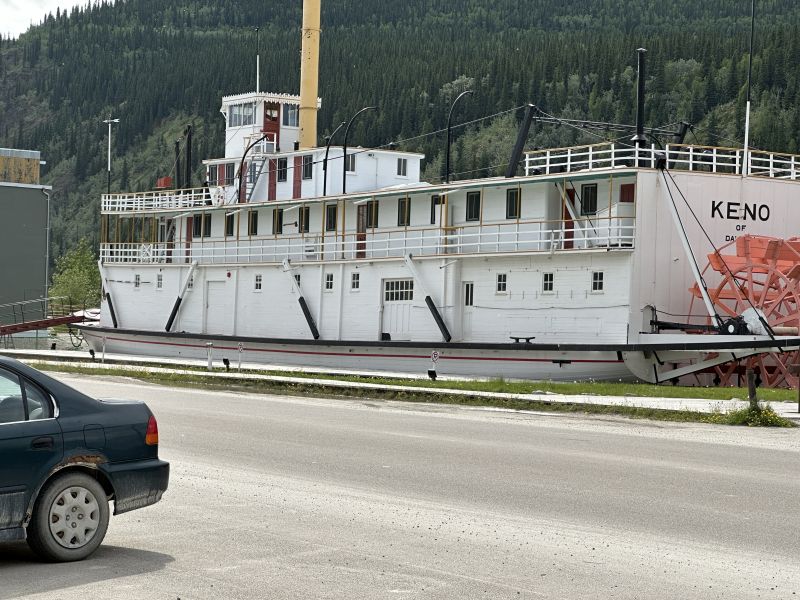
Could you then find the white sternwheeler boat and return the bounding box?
[79,1,800,385]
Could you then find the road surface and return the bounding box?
[1,373,799,599]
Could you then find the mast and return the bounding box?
[299,0,321,149]
[743,0,755,177]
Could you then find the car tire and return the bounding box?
[27,472,110,562]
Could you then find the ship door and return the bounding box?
[381,279,414,341]
[356,204,368,259]
[203,281,228,335]
[462,281,474,339]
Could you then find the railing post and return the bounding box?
[545,150,551,175]
[588,145,593,170]
[689,146,694,171]
[792,156,797,180]
[769,153,774,178]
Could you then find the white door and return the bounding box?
[462,281,474,340]
[204,281,229,334]
[381,279,414,341]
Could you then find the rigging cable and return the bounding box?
[660,167,776,339]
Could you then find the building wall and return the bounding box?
[0,184,48,317]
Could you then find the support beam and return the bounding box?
[403,254,452,343]
[165,261,198,332]
[98,260,119,328]
[283,260,320,339]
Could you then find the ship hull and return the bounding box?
[78,325,632,381]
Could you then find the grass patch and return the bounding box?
[29,361,796,427]
[708,404,795,427]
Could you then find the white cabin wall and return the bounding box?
[630,171,800,341]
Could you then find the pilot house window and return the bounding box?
[466,191,481,222]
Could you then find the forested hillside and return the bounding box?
[1,0,799,260]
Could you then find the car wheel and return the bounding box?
[27,473,110,562]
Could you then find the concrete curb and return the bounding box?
[4,348,799,422]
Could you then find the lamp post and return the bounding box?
[342,106,376,195]
[445,90,473,184]
[323,121,346,196]
[103,117,120,195]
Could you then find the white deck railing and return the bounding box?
[99,218,635,265]
[524,142,800,180]
[101,187,239,212]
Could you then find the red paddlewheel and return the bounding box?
[688,235,800,388]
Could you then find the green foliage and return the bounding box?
[2,1,800,259]
[48,238,101,307]
[712,404,796,427]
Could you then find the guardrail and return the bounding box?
[100,218,635,265]
[101,187,240,212]
[524,142,800,180]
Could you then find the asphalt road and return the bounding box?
[2,373,799,600]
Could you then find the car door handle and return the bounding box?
[31,436,54,450]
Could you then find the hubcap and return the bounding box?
[48,487,101,549]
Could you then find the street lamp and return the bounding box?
[103,117,120,195]
[445,90,473,184]
[323,121,346,196]
[342,106,377,195]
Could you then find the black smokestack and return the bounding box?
[632,48,647,149]
[185,125,193,189]
[174,139,182,189]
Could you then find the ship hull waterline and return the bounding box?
[77,325,800,383]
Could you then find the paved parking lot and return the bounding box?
[2,373,799,599]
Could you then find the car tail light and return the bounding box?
[145,415,159,446]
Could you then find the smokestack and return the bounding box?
[632,48,647,148]
[174,139,182,190]
[185,125,193,188]
[299,0,321,149]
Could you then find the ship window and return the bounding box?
[272,208,283,235]
[302,155,313,180]
[191,214,211,238]
[581,184,598,215]
[620,183,635,203]
[505,188,520,219]
[592,271,604,292]
[397,158,408,177]
[254,274,262,291]
[325,273,334,291]
[345,154,356,173]
[156,273,163,290]
[225,213,235,237]
[229,102,255,127]
[543,272,554,293]
[367,200,379,229]
[351,272,360,290]
[247,162,257,184]
[224,163,235,186]
[466,191,481,222]
[277,157,288,182]
[325,204,337,232]
[134,274,141,289]
[298,206,310,233]
[384,279,414,302]
[282,103,299,127]
[430,194,441,224]
[496,273,507,294]
[464,282,474,306]
[208,167,218,186]
[397,197,410,227]
[248,210,259,236]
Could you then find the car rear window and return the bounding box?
[0,367,54,423]
[0,369,25,424]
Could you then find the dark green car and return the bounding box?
[0,356,169,562]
